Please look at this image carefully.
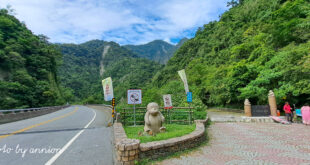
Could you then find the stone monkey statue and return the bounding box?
[144,102,166,134]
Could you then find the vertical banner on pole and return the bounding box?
[102,77,114,101]
[178,69,189,93]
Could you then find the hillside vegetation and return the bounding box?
[144,0,310,109]
[57,40,163,104]
[0,9,65,109]
[125,40,178,64]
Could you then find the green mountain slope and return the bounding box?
[146,0,310,108]
[125,40,179,64]
[0,9,65,109]
[57,40,163,104]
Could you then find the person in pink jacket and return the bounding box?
[283,102,292,122]
[301,103,310,125]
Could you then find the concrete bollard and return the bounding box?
[244,99,252,117]
[268,90,277,116]
[116,113,121,123]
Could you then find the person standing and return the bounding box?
[301,103,310,125]
[283,102,292,122]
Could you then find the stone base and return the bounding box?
[210,116,277,123]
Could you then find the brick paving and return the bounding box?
[157,123,310,165]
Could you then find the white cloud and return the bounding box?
[0,0,229,45]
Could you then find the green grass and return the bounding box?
[124,124,196,143]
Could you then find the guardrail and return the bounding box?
[0,105,70,124]
[0,105,70,113]
[85,104,112,108]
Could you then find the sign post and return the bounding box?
[187,92,192,124]
[112,98,116,122]
[127,89,142,126]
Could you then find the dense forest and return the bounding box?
[0,8,65,109]
[124,39,187,64]
[57,40,164,104]
[144,0,310,110]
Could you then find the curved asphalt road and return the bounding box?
[0,105,113,165]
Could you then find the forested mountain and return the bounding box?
[0,9,65,109]
[125,39,183,64]
[57,40,163,104]
[143,0,310,109]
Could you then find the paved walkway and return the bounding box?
[158,123,310,165]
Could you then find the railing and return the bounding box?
[120,107,194,126]
[0,105,70,114]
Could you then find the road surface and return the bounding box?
[0,105,114,165]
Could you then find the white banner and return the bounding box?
[127,89,142,104]
[178,69,189,93]
[163,94,173,109]
[102,77,114,101]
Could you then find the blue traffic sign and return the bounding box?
[187,92,192,103]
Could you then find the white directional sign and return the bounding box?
[127,89,142,104]
[163,94,173,109]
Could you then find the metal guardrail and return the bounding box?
[85,104,112,108]
[0,105,69,113]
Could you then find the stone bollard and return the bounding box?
[116,113,121,123]
[244,99,252,117]
[268,90,277,116]
[116,139,140,165]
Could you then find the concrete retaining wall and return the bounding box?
[113,116,208,165]
[0,106,70,124]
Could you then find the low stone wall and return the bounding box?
[0,106,70,124]
[113,116,208,164]
[139,119,207,160]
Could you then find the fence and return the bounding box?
[120,107,194,126]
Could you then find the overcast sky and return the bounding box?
[0,0,229,45]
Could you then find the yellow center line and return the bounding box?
[0,107,78,139]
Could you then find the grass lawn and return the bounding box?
[124,124,196,143]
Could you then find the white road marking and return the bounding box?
[45,107,97,165]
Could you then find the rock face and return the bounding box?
[144,102,165,134]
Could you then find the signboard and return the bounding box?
[187,92,192,103]
[251,105,270,116]
[127,89,142,104]
[178,69,189,93]
[163,94,173,109]
[102,77,114,101]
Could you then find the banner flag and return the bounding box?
[178,69,189,93]
[102,77,114,101]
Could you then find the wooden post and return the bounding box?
[244,99,252,117]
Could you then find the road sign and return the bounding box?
[187,92,192,103]
[163,94,173,109]
[127,89,142,104]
